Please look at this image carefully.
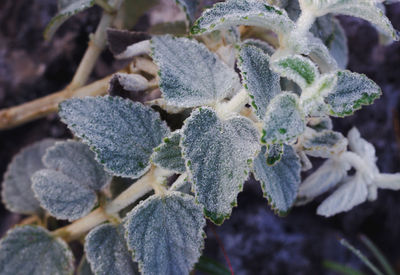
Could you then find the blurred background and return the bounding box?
[0,0,400,274]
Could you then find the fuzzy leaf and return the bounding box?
[32,169,97,221]
[265,143,284,166]
[271,55,319,89]
[253,145,301,214]
[0,226,74,275]
[44,0,95,40]
[152,131,186,173]
[125,192,205,275]
[238,43,280,119]
[308,117,333,132]
[176,0,198,24]
[44,140,111,190]
[181,108,260,224]
[108,73,149,94]
[1,139,56,215]
[151,35,239,108]
[261,92,305,144]
[85,224,138,275]
[191,0,294,36]
[302,129,348,158]
[59,96,170,178]
[324,71,381,117]
[242,39,275,56]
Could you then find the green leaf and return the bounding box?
[195,256,231,275]
[59,96,170,178]
[151,35,239,108]
[266,143,284,166]
[238,43,281,119]
[302,129,348,158]
[324,71,381,117]
[1,139,56,215]
[261,92,306,144]
[253,145,301,215]
[125,192,205,275]
[44,0,95,40]
[0,226,74,275]
[32,169,97,221]
[299,0,399,42]
[176,0,198,24]
[181,108,260,224]
[152,131,186,173]
[85,224,138,275]
[191,0,294,37]
[271,54,319,89]
[43,140,111,191]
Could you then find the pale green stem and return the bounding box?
[215,89,249,119]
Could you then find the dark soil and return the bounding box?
[1,1,400,274]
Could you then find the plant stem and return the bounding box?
[216,89,249,119]
[295,9,316,37]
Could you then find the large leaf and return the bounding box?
[59,96,170,178]
[32,169,97,221]
[324,71,381,117]
[85,224,138,275]
[1,139,56,215]
[299,0,399,41]
[43,140,111,190]
[238,43,281,119]
[261,92,306,144]
[0,226,74,275]
[125,192,205,275]
[151,35,239,108]
[181,108,260,224]
[151,131,186,173]
[44,0,95,40]
[253,145,301,215]
[191,0,294,36]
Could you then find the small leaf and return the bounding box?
[151,35,239,108]
[32,169,97,221]
[302,129,348,158]
[242,39,275,56]
[125,192,205,275]
[43,140,111,191]
[195,256,231,275]
[1,139,56,215]
[307,117,333,132]
[347,127,376,165]
[324,71,381,117]
[238,43,281,119]
[176,0,198,24]
[266,143,284,166]
[85,224,138,275]
[0,226,74,275]
[44,0,95,40]
[307,35,339,73]
[191,0,294,37]
[271,54,319,89]
[261,92,306,144]
[181,108,260,224]
[253,145,301,215]
[108,73,149,94]
[152,131,186,173]
[59,96,170,178]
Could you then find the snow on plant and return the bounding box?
[1,0,400,274]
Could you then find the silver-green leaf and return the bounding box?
[151,35,239,108]
[253,145,301,215]
[181,107,260,224]
[0,226,74,275]
[301,129,348,158]
[59,96,170,178]
[85,224,138,275]
[1,139,56,215]
[125,192,205,275]
[152,131,186,173]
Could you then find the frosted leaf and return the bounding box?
[181,108,260,224]
[347,127,376,165]
[176,0,198,24]
[261,92,306,144]
[77,256,94,275]
[32,169,97,221]
[59,96,170,178]
[44,0,95,40]
[266,143,284,166]
[302,129,348,158]
[324,71,381,117]
[125,192,205,275]
[299,0,399,41]
[307,35,339,73]
[253,145,301,215]
[191,0,294,36]
[108,73,149,93]
[307,117,333,132]
[238,43,281,119]
[152,131,186,173]
[44,140,111,191]
[1,139,56,215]
[0,226,74,275]
[151,35,239,108]
[271,55,319,89]
[242,39,275,56]
[85,224,138,275]
[375,173,400,190]
[317,175,368,217]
